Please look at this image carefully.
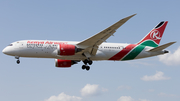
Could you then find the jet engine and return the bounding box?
[55,59,78,67]
[57,44,83,56]
[57,44,77,55]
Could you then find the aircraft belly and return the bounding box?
[55,55,85,60]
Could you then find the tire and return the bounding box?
[17,60,20,64]
[83,60,88,65]
[88,60,93,65]
[82,65,86,70]
[86,66,90,71]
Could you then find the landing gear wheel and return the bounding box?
[83,59,93,65]
[83,59,88,65]
[86,66,90,71]
[15,56,20,64]
[82,65,86,70]
[82,59,92,71]
[88,60,93,65]
[81,65,90,71]
[17,60,20,64]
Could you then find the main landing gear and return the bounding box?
[15,56,20,64]
[82,59,93,71]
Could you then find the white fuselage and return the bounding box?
[2,40,166,61]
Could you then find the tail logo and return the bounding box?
[150,30,161,40]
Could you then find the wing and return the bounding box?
[77,14,136,56]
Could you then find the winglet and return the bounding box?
[147,41,176,52]
[112,14,136,30]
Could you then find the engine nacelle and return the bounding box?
[57,44,77,56]
[55,59,78,68]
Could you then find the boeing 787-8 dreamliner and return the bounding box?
[2,14,175,71]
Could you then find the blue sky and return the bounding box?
[1,0,180,101]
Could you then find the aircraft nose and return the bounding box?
[2,47,14,55]
[2,47,9,54]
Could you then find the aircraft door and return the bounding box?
[18,42,24,48]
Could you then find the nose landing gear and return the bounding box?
[82,59,93,71]
[15,56,20,64]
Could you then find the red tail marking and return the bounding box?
[109,44,137,60]
[137,21,168,45]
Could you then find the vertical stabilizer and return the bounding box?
[137,21,168,47]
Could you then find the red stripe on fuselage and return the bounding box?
[108,44,137,60]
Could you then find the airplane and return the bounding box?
[2,14,176,71]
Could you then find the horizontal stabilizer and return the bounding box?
[147,42,176,52]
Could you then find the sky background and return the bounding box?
[0,0,180,101]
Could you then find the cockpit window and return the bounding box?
[8,44,13,46]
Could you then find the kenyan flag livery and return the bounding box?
[109,21,168,61]
[137,21,168,47]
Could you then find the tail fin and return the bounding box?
[137,21,168,47]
